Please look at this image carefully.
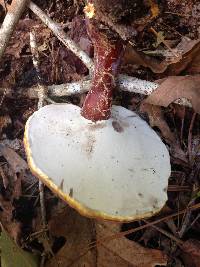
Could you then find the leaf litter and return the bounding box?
[0,0,200,266]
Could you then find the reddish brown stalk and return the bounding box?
[81,17,124,121]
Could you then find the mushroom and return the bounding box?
[24,3,171,222]
[24,103,170,222]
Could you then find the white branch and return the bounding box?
[0,75,191,107]
[28,1,94,72]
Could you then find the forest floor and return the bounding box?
[0,0,200,266]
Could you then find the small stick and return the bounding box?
[150,27,179,58]
[188,112,197,164]
[38,181,47,227]
[30,30,53,266]
[0,88,6,109]
[30,29,47,225]
[28,1,94,72]
[0,75,192,108]
[30,30,46,109]
[178,184,196,238]
[143,219,184,245]
[0,0,29,60]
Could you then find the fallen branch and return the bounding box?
[0,75,191,108]
[0,75,157,98]
[28,1,94,72]
[0,0,29,60]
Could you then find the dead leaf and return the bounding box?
[140,103,188,163]
[46,206,96,267]
[181,239,200,267]
[144,76,200,114]
[0,145,28,173]
[0,115,11,135]
[0,145,27,199]
[0,194,21,242]
[124,38,200,75]
[123,45,161,73]
[96,221,168,267]
[165,38,200,75]
[68,15,93,57]
[186,51,200,74]
[0,164,9,188]
[5,19,51,59]
[140,103,175,144]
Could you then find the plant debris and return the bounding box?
[0,0,200,266]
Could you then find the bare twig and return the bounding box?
[30,30,52,266]
[0,74,192,108]
[0,75,157,98]
[143,219,184,245]
[188,112,197,164]
[38,181,47,227]
[30,29,47,226]
[0,0,29,60]
[0,88,6,109]
[28,1,94,72]
[178,190,196,238]
[30,30,47,109]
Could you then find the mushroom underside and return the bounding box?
[24,104,171,222]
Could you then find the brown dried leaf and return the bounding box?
[186,51,200,74]
[0,194,21,242]
[0,165,9,188]
[165,38,200,75]
[181,239,200,267]
[68,15,93,57]
[0,115,11,135]
[140,104,188,163]
[0,145,26,199]
[123,45,161,73]
[144,76,200,114]
[0,145,28,173]
[96,221,168,267]
[124,38,200,75]
[5,19,51,59]
[140,104,176,144]
[46,206,167,267]
[46,207,96,267]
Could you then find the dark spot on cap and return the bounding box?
[112,120,124,133]
[59,179,64,190]
[69,188,73,197]
[138,193,143,198]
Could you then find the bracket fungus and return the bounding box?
[24,3,171,222]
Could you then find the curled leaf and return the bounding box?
[144,76,200,114]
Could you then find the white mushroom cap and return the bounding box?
[24,104,171,222]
